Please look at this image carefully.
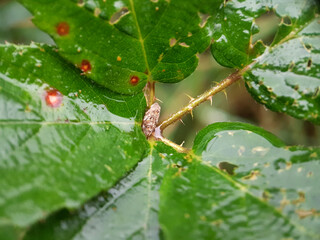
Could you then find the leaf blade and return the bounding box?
[23,143,186,240]
[209,0,320,123]
[160,122,320,239]
[18,0,217,93]
[244,17,320,124]
[0,43,148,227]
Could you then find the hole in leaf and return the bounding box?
[313,87,320,99]
[198,12,210,28]
[218,162,238,175]
[81,60,92,72]
[282,16,292,25]
[252,11,281,46]
[307,59,312,69]
[273,158,286,170]
[305,43,312,50]
[110,7,130,24]
[130,76,139,86]
[45,89,63,108]
[56,22,70,36]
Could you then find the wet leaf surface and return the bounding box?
[23,143,186,240]
[160,122,320,240]
[12,122,320,240]
[209,0,318,68]
[1,1,320,239]
[18,0,222,94]
[208,0,320,123]
[244,17,320,124]
[0,43,148,227]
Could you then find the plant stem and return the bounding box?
[152,124,189,152]
[160,137,189,153]
[157,137,189,153]
[144,81,155,107]
[158,66,250,131]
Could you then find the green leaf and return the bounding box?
[0,225,23,240]
[209,0,320,123]
[18,0,221,94]
[244,16,320,124]
[160,122,320,239]
[209,0,318,68]
[0,43,148,227]
[23,143,186,240]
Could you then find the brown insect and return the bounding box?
[142,103,161,137]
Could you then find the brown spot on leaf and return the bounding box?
[292,192,305,205]
[81,60,92,73]
[45,89,63,108]
[243,170,260,180]
[198,12,210,28]
[169,38,177,47]
[262,191,271,201]
[179,42,190,48]
[130,76,139,86]
[56,22,70,36]
[296,209,319,219]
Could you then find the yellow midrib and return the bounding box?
[129,0,151,79]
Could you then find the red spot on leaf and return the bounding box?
[81,60,91,73]
[56,22,70,36]
[130,76,139,86]
[45,89,63,108]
